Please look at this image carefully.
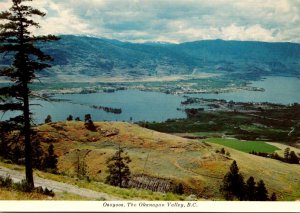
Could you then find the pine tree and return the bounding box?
[106,146,131,188]
[75,154,87,179]
[73,150,90,180]
[270,192,277,201]
[66,115,73,121]
[220,160,245,200]
[31,137,44,170]
[84,114,96,131]
[84,114,92,122]
[45,115,52,123]
[245,176,256,201]
[0,0,59,188]
[43,144,58,173]
[255,180,269,201]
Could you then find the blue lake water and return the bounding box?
[28,90,186,123]
[188,76,300,104]
[1,76,299,123]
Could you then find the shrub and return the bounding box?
[0,175,55,197]
[288,151,299,164]
[220,148,226,154]
[35,186,44,194]
[270,192,277,201]
[13,179,33,192]
[173,183,184,195]
[43,187,55,197]
[34,186,54,197]
[0,175,13,188]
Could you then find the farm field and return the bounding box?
[205,138,280,153]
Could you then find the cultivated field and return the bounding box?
[206,138,280,153]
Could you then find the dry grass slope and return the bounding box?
[34,121,300,200]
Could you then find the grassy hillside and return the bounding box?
[32,121,300,200]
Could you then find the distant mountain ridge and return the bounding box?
[1,35,300,81]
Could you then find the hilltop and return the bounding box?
[30,121,300,200]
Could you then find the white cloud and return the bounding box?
[1,0,299,43]
[1,0,95,35]
[31,0,96,35]
[220,24,276,42]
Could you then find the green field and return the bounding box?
[206,138,280,153]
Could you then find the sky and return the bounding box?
[0,0,300,43]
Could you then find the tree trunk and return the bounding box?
[19,10,34,189]
[23,85,34,188]
[119,151,122,188]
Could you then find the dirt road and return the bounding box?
[0,166,119,200]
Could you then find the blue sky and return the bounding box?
[1,0,300,43]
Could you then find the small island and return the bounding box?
[91,105,122,114]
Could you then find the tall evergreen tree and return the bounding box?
[255,180,269,201]
[245,176,256,201]
[220,160,245,200]
[43,143,58,173]
[106,145,131,188]
[0,0,59,188]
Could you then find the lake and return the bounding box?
[1,76,299,123]
[188,76,300,104]
[23,90,186,123]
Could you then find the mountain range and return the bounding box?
[1,35,300,81]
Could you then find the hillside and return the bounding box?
[2,35,299,82]
[34,121,300,200]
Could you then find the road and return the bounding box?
[0,166,119,200]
